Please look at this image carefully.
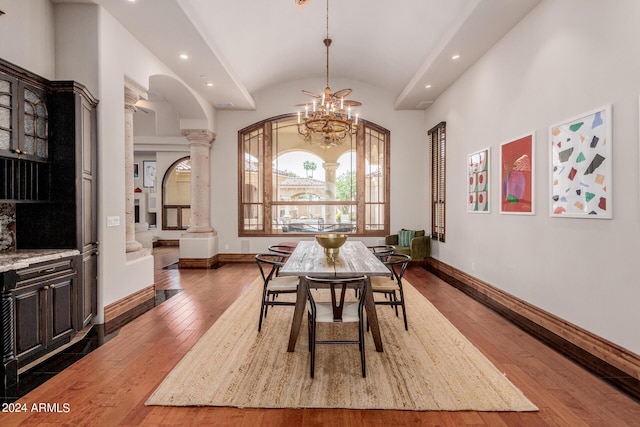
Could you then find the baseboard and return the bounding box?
[425,258,640,400]
[103,285,155,335]
[218,253,256,263]
[153,239,179,247]
[178,255,219,269]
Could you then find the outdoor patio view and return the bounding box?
[239,115,390,236]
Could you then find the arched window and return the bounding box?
[162,157,191,230]
[238,114,389,236]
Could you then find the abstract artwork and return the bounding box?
[549,105,612,218]
[467,148,490,213]
[500,133,534,214]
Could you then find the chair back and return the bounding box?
[255,253,285,283]
[367,245,395,258]
[379,254,411,283]
[268,244,296,258]
[305,275,367,322]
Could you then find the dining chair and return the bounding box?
[367,245,395,258]
[370,253,411,330]
[255,253,299,332]
[305,275,369,378]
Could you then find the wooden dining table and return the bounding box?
[279,239,391,352]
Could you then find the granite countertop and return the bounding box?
[0,249,80,273]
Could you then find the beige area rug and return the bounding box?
[145,276,538,411]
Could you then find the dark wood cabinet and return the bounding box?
[1,255,77,386]
[0,68,50,202]
[16,81,99,328]
[0,68,49,162]
[13,259,76,366]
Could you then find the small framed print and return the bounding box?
[143,160,156,188]
[500,132,534,215]
[467,148,490,213]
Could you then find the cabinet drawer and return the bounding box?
[16,258,75,284]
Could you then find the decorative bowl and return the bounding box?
[315,233,348,255]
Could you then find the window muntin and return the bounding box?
[239,114,389,236]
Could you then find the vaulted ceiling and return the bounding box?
[66,0,541,110]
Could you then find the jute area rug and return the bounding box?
[145,276,538,411]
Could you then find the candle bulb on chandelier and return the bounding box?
[305,104,309,118]
[313,100,316,112]
[297,111,301,124]
[348,106,351,119]
[340,97,344,110]
[355,113,359,125]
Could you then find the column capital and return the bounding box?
[181,129,216,147]
[124,78,148,112]
[322,162,340,171]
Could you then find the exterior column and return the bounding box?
[181,129,215,233]
[124,85,143,253]
[323,162,339,223]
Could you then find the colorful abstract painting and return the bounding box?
[500,133,534,214]
[467,148,489,213]
[549,105,612,218]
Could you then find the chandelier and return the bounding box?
[296,0,361,148]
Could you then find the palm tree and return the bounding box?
[303,160,317,178]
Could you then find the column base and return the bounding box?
[126,240,143,253]
[179,232,218,269]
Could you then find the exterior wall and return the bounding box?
[424,0,640,354]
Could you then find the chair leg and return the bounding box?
[359,318,366,378]
[308,312,316,378]
[258,288,268,332]
[398,287,408,331]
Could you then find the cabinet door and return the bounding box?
[80,94,98,251]
[48,274,75,346]
[0,73,18,156]
[78,250,97,329]
[14,283,46,362]
[19,83,49,161]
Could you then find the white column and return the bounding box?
[124,86,142,253]
[181,129,215,233]
[323,162,339,223]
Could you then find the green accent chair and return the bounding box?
[384,229,430,261]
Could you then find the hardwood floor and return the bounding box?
[3,247,639,426]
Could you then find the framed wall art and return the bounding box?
[549,105,612,218]
[143,160,157,188]
[500,132,534,215]
[467,148,490,213]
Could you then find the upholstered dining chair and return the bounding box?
[255,253,299,332]
[305,275,369,378]
[370,253,411,330]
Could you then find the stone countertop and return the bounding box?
[0,249,80,273]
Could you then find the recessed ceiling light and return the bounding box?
[451,54,461,60]
[425,84,432,89]
[127,0,136,3]
[206,82,214,87]
[179,53,189,60]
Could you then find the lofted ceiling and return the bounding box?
[57,0,541,111]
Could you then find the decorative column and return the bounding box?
[181,129,215,233]
[124,85,143,253]
[323,162,339,223]
[178,129,218,269]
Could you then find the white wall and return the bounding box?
[424,0,640,354]
[0,0,55,79]
[215,77,426,254]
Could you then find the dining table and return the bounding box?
[279,239,391,352]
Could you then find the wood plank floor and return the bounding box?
[3,247,639,426]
